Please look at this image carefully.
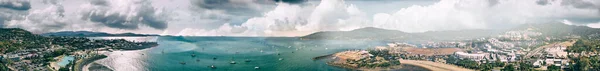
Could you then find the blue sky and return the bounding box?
[1,0,600,36]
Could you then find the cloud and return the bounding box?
[274,0,306,4]
[81,0,168,30]
[587,23,600,28]
[4,5,68,33]
[560,0,599,9]
[371,0,600,33]
[177,0,369,36]
[0,0,31,10]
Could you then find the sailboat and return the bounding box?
[244,59,251,62]
[230,60,236,64]
[179,62,186,65]
[209,65,216,69]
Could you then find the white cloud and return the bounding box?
[372,0,600,33]
[4,0,600,36]
[176,0,367,36]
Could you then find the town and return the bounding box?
[0,28,157,71]
[327,28,600,71]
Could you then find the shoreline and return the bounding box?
[80,47,155,71]
[326,60,420,71]
[49,55,65,70]
[74,55,108,71]
[398,59,474,71]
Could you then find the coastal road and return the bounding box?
[399,59,474,71]
[524,40,576,58]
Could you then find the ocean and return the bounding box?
[90,36,428,71]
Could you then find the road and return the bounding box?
[399,59,474,71]
[524,40,576,58]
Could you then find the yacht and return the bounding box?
[179,62,186,65]
[230,61,236,64]
[209,65,216,69]
[244,59,251,62]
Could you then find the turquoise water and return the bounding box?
[94,36,427,71]
[58,56,74,67]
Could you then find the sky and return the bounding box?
[1,0,600,36]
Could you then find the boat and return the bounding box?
[244,59,251,62]
[191,54,196,57]
[180,62,186,65]
[209,65,216,69]
[254,66,260,69]
[278,58,283,61]
[213,57,217,60]
[230,61,236,64]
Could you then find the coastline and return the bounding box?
[326,60,416,71]
[398,59,474,71]
[74,54,108,71]
[49,55,65,70]
[80,47,155,71]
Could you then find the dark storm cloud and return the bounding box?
[488,0,499,6]
[560,0,598,9]
[83,0,168,30]
[536,0,549,5]
[0,17,4,27]
[0,0,31,10]
[274,0,306,4]
[192,0,269,16]
[90,0,109,6]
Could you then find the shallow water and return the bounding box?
[58,56,74,67]
[93,36,429,71]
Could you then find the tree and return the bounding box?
[519,62,534,71]
[547,65,561,71]
[502,64,515,71]
[575,56,591,71]
[58,67,69,71]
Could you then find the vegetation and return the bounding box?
[0,61,10,71]
[0,28,158,70]
[502,64,515,71]
[565,56,600,71]
[0,28,158,53]
[567,39,600,53]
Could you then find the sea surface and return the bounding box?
[91,36,428,71]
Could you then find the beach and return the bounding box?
[399,59,474,71]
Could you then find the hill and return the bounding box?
[300,27,419,40]
[300,27,501,41]
[41,31,159,37]
[301,23,600,41]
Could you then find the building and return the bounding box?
[455,51,489,61]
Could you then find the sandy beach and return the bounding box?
[49,55,65,70]
[399,59,474,71]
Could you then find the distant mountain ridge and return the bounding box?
[301,23,600,41]
[301,27,502,41]
[41,31,159,37]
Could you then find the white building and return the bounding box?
[455,51,489,61]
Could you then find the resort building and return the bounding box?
[454,51,489,61]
